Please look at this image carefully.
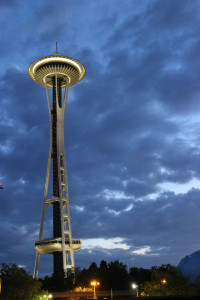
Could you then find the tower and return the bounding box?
[28,53,85,279]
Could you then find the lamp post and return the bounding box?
[91,281,100,299]
[132,283,138,298]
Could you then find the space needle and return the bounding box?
[28,50,85,279]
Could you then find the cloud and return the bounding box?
[82,237,130,250]
[132,246,164,256]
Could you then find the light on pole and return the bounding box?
[44,294,53,299]
[91,281,100,299]
[161,279,167,284]
[132,283,138,298]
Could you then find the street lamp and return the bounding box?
[161,279,167,284]
[43,294,53,299]
[132,283,138,298]
[91,281,100,299]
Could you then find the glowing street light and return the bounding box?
[91,281,100,299]
[161,279,167,284]
[43,294,53,299]
[132,283,138,298]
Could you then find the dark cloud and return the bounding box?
[0,0,16,8]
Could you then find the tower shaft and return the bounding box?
[52,77,63,276]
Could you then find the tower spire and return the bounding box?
[56,41,58,54]
[28,54,85,279]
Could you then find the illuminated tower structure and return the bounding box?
[28,53,85,279]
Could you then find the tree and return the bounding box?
[98,260,109,290]
[42,269,75,292]
[129,267,151,285]
[107,260,129,290]
[88,262,98,277]
[73,260,129,291]
[0,263,46,300]
[142,264,198,296]
[100,260,108,271]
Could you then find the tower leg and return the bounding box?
[33,252,40,279]
[64,254,68,278]
[33,83,52,280]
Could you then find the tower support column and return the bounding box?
[52,76,63,276]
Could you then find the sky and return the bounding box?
[1,0,200,277]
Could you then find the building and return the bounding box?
[28,52,85,279]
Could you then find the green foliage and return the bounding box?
[41,261,200,296]
[42,269,75,292]
[106,260,129,290]
[0,263,46,300]
[129,267,151,284]
[141,264,198,296]
[194,274,200,294]
[42,260,130,291]
[73,260,129,290]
